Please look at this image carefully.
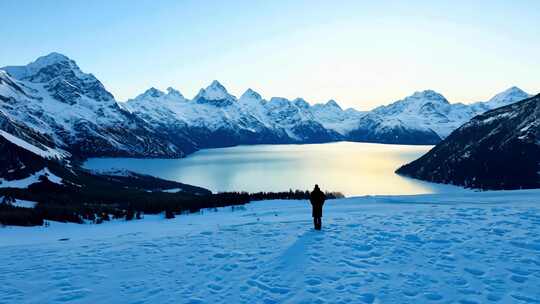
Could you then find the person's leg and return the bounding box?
[313,217,317,230]
[315,217,321,230]
[319,217,322,230]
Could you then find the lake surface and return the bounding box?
[84,142,468,196]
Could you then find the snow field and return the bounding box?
[0,168,63,189]
[0,191,539,303]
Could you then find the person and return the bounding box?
[309,184,326,230]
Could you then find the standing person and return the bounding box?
[310,184,326,230]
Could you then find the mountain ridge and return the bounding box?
[0,52,534,165]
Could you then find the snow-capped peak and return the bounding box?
[130,87,185,102]
[140,87,165,99]
[240,88,262,101]
[325,99,342,110]
[193,80,236,106]
[31,52,71,67]
[487,86,530,107]
[374,89,449,114]
[2,52,115,104]
[166,87,184,99]
[199,80,229,99]
[293,98,310,109]
[408,90,449,103]
[2,52,76,80]
[209,80,225,89]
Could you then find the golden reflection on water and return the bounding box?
[85,142,465,196]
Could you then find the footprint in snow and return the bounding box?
[464,267,485,276]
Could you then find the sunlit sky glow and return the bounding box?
[1,0,539,110]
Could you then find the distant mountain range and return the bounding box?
[397,94,540,190]
[125,78,530,147]
[0,52,533,164]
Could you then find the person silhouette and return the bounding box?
[309,184,326,230]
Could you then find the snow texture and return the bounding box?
[0,198,38,208]
[1,190,539,303]
[160,188,183,193]
[0,168,62,188]
[0,129,67,160]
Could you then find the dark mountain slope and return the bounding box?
[396,94,540,190]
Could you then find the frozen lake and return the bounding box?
[84,142,468,196]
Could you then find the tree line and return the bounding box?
[0,185,344,226]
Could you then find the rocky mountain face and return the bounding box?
[396,94,540,190]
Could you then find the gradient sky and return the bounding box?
[1,0,539,110]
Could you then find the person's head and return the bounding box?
[314,184,319,190]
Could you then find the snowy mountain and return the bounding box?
[310,100,366,135]
[397,94,540,190]
[348,88,532,143]
[193,80,236,106]
[125,83,343,146]
[0,52,534,169]
[483,86,530,109]
[0,53,196,159]
[347,111,442,145]
[125,85,288,148]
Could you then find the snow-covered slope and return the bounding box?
[397,94,540,189]
[0,129,67,160]
[2,190,539,303]
[483,86,531,109]
[0,113,67,181]
[0,167,62,189]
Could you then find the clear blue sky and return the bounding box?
[1,0,539,110]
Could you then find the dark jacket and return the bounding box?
[310,188,326,218]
